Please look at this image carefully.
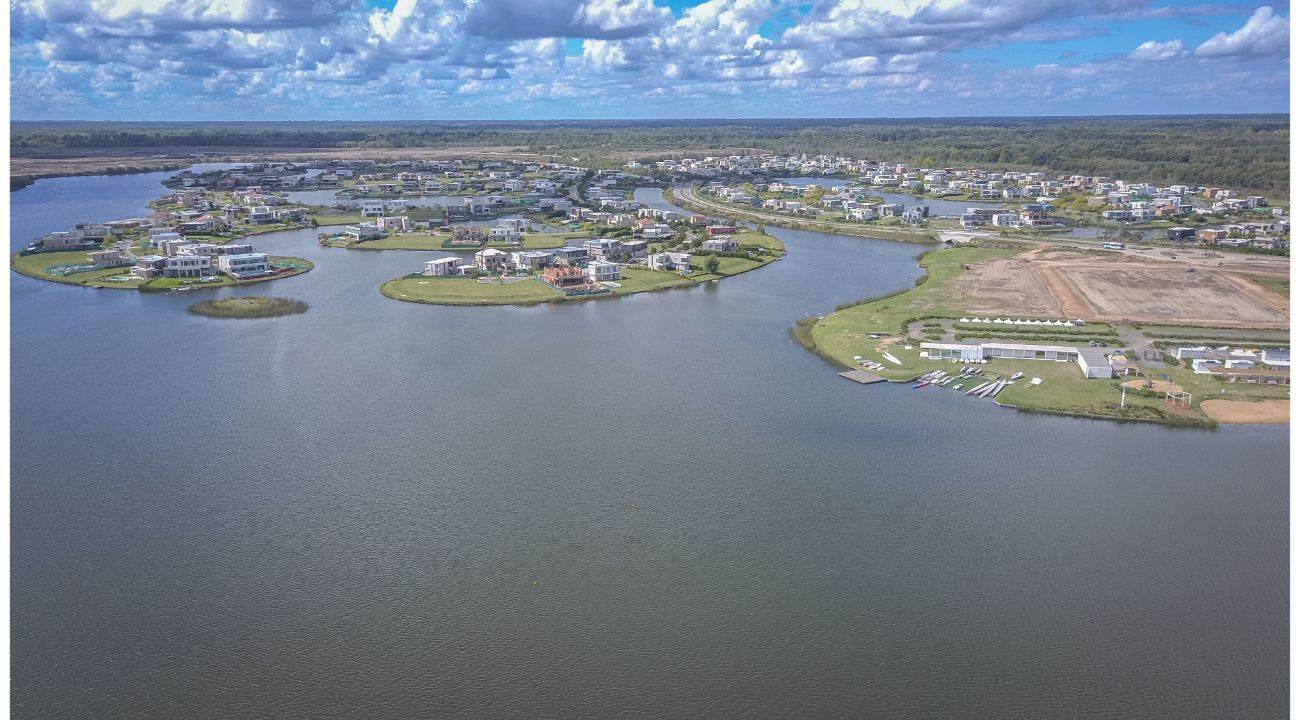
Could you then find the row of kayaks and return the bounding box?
[913,366,1020,400]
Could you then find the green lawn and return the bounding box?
[380,276,565,305]
[809,245,1023,378]
[380,266,705,306]
[1250,275,1290,298]
[11,251,145,289]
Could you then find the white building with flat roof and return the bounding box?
[586,260,622,282]
[216,253,271,278]
[422,257,462,276]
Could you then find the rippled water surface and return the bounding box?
[10,175,1289,719]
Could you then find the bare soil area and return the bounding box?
[952,247,1290,328]
[1200,398,1290,424]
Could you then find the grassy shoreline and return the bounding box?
[12,252,314,292]
[796,244,1286,427]
[381,233,784,306]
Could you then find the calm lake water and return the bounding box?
[10,171,1289,719]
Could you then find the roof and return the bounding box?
[1076,348,1111,366]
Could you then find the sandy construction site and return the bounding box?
[952,247,1290,328]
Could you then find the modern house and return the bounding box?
[163,255,212,278]
[422,257,462,276]
[551,246,588,266]
[646,252,692,272]
[216,253,272,278]
[510,251,552,271]
[586,260,622,282]
[701,236,737,252]
[345,223,384,242]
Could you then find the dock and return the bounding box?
[838,370,887,385]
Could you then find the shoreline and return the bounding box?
[796,243,1289,427]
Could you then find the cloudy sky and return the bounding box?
[8,0,1291,120]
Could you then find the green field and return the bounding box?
[1250,275,1290,298]
[380,266,704,306]
[10,251,144,289]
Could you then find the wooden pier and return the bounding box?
[838,369,887,385]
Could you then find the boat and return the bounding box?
[952,384,963,390]
[1010,372,1024,380]
[913,382,928,389]
[966,381,990,396]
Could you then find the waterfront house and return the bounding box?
[488,227,520,245]
[130,255,167,279]
[474,247,510,274]
[422,257,462,277]
[360,200,385,217]
[163,255,212,278]
[646,252,692,272]
[345,223,384,242]
[510,251,552,271]
[701,236,738,252]
[216,253,272,278]
[586,260,622,282]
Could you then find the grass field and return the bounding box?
[11,251,145,289]
[1249,275,1290,298]
[380,266,704,306]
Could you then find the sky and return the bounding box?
[7,0,1292,120]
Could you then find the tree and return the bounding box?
[705,255,721,275]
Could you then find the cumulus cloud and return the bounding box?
[5,0,1292,119]
[1128,39,1187,61]
[1194,6,1289,57]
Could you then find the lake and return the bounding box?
[9,170,1288,720]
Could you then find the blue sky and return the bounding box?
[8,0,1291,120]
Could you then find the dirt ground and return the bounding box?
[953,247,1290,328]
[1200,398,1290,424]
[1123,379,1183,393]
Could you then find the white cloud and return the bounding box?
[1194,6,1289,57]
[1128,39,1187,61]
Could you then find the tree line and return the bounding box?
[11,116,1289,193]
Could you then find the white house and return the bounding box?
[345,223,384,242]
[586,260,622,282]
[163,255,212,278]
[701,237,737,252]
[488,227,520,244]
[360,200,385,217]
[647,252,692,272]
[422,257,462,276]
[216,253,272,278]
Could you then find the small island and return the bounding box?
[381,226,784,306]
[188,297,309,318]
[12,217,313,292]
